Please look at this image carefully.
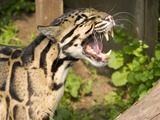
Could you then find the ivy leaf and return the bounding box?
[65,73,82,98]
[128,72,137,84]
[104,91,121,104]
[111,69,129,86]
[129,58,141,71]
[133,47,143,57]
[81,80,92,95]
[135,72,146,82]
[137,84,147,94]
[139,55,148,64]
[154,67,160,77]
[142,43,149,49]
[138,90,148,100]
[123,45,135,55]
[114,35,124,44]
[155,44,160,60]
[108,51,124,70]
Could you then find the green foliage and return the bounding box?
[108,51,124,69]
[155,44,160,60]
[65,72,82,98]
[65,70,92,98]
[53,107,73,120]
[0,0,35,15]
[103,91,128,120]
[0,0,35,46]
[111,67,129,86]
[0,0,35,27]
[0,22,26,46]
[81,80,92,95]
[108,29,160,107]
[0,21,36,46]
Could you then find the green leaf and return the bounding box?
[154,68,160,77]
[142,43,149,49]
[114,35,124,44]
[155,44,160,60]
[139,56,148,64]
[130,58,141,71]
[108,51,124,69]
[111,69,129,86]
[137,84,147,94]
[81,80,92,95]
[135,72,145,81]
[54,108,72,120]
[133,47,143,57]
[65,72,82,98]
[138,90,148,100]
[127,72,137,84]
[104,91,121,104]
[123,45,135,55]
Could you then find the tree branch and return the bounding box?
[116,80,160,120]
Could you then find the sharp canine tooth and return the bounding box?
[106,50,112,56]
[104,32,109,41]
[111,30,114,37]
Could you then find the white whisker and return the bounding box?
[115,19,136,27]
[113,12,136,18]
[108,0,118,13]
[114,22,133,31]
[114,24,125,28]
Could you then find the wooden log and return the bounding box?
[35,0,63,26]
[116,80,160,120]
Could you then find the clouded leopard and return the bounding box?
[0,8,115,120]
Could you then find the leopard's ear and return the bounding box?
[37,25,61,42]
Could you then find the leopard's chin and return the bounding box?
[82,31,113,67]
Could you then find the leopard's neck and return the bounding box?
[20,34,78,91]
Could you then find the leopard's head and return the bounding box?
[38,8,115,67]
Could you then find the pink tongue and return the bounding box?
[88,40,103,54]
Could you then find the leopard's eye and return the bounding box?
[81,19,89,25]
[81,17,95,25]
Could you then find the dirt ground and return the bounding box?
[14,13,114,110]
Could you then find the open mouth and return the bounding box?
[82,31,113,64]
